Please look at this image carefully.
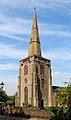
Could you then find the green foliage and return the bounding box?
[45,107,55,118]
[48,81,71,120]
[7,95,15,105]
[55,81,71,107]
[0,88,15,105]
[0,88,9,103]
[45,107,71,120]
[22,102,32,107]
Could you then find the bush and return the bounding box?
[45,107,71,120]
[22,102,32,107]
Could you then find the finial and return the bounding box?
[34,7,36,10]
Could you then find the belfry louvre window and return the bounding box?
[40,65,44,74]
[24,65,28,75]
[24,87,28,103]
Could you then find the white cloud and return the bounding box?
[0,33,24,41]
[0,0,71,14]
[53,71,71,78]
[0,13,29,39]
[0,41,71,61]
[43,49,71,61]
[40,30,71,37]
[0,75,18,95]
[0,13,32,40]
[52,70,71,86]
[39,23,71,37]
[0,13,71,40]
[0,63,18,70]
[0,43,27,59]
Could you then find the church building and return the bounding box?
[16,8,52,108]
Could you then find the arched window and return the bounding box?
[24,87,28,103]
[41,78,45,88]
[24,78,27,83]
[36,66,38,74]
[40,65,44,74]
[35,85,38,97]
[24,65,28,75]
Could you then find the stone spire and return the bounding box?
[28,8,41,57]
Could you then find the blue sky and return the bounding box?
[0,0,71,95]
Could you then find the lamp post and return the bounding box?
[0,82,5,89]
[0,102,2,115]
[0,82,5,115]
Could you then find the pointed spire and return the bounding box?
[32,7,38,28]
[28,8,41,57]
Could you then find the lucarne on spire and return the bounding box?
[28,8,41,57]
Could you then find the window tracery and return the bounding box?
[24,65,28,75]
[40,65,44,74]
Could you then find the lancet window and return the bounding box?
[24,87,28,103]
[24,65,28,75]
[40,65,44,74]
[41,78,45,88]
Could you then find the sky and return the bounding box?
[0,0,71,95]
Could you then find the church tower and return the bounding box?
[16,8,52,108]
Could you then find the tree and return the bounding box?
[7,95,15,105]
[0,88,9,103]
[56,81,71,107]
[45,81,71,120]
[0,88,15,105]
